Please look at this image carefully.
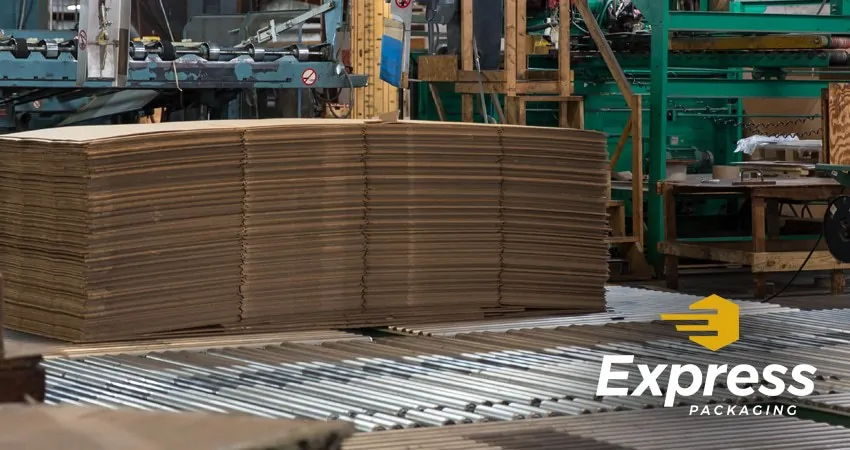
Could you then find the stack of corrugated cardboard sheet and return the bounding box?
[0,403,354,450]
[0,119,608,342]
[0,123,247,341]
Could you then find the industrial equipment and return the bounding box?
[409,0,850,269]
[28,285,850,432]
[816,164,850,263]
[0,0,366,131]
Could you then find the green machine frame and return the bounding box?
[638,0,850,266]
[410,0,850,272]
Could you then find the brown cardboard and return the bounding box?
[0,404,354,450]
[0,119,609,342]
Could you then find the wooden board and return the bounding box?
[827,83,850,166]
[658,241,850,274]
[350,0,398,119]
[0,119,609,342]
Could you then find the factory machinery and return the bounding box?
[411,0,850,266]
[0,0,366,131]
[9,285,850,448]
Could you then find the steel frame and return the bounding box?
[0,52,366,90]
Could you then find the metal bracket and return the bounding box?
[816,164,850,189]
[237,2,335,48]
[732,168,776,186]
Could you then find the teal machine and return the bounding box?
[409,0,850,268]
[0,0,365,132]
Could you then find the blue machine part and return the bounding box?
[127,57,365,89]
[0,0,366,90]
[0,47,365,89]
[380,20,405,87]
[380,37,404,87]
[323,0,342,58]
[0,0,367,129]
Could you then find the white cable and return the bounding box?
[18,0,28,29]
[157,0,175,42]
[171,61,181,92]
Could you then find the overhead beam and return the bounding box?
[669,12,850,34]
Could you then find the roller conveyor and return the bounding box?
[386,286,795,336]
[0,39,365,90]
[35,287,850,433]
[343,407,850,449]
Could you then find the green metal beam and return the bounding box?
[666,79,838,97]
[729,0,824,13]
[647,1,669,270]
[577,78,850,98]
[833,0,850,15]
[572,52,833,70]
[669,12,850,34]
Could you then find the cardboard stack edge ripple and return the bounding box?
[0,118,609,342]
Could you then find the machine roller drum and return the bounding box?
[40,40,60,59]
[247,44,266,62]
[824,195,850,263]
[130,41,147,61]
[199,43,221,61]
[155,41,177,61]
[293,44,310,62]
[11,38,30,59]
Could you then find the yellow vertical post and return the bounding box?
[350,0,398,118]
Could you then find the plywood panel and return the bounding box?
[350,0,398,118]
[827,83,850,166]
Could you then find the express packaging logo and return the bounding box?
[595,295,817,411]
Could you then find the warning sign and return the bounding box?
[78,30,87,51]
[31,100,41,109]
[395,0,411,7]
[301,68,318,86]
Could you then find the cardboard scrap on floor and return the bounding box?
[0,403,354,450]
[0,118,609,342]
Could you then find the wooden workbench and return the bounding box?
[659,177,850,298]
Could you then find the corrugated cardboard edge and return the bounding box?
[2,272,60,358]
[372,110,400,123]
[0,404,356,450]
[2,341,59,359]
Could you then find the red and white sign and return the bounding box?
[301,68,318,86]
[78,30,88,51]
[395,0,411,7]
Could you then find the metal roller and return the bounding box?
[342,407,850,449]
[130,41,147,61]
[122,40,332,63]
[39,41,60,59]
[199,42,221,61]
[248,44,266,62]
[33,287,850,430]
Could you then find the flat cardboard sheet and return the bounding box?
[0,119,609,342]
[0,404,354,450]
